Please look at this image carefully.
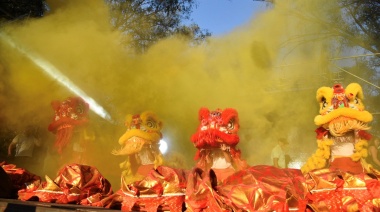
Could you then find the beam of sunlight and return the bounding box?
[0,32,113,122]
[159,139,168,154]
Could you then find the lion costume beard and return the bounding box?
[327,117,370,137]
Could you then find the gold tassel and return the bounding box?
[351,139,368,161]
[119,157,132,175]
[301,139,333,174]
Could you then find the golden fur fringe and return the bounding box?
[328,118,370,137]
[119,158,132,175]
[351,139,368,161]
[301,139,333,173]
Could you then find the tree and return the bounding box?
[313,0,380,120]
[0,0,45,21]
[105,0,211,52]
[337,1,380,64]
[0,0,211,52]
[260,0,380,131]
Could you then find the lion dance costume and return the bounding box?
[185,107,307,211]
[301,83,380,211]
[16,97,112,205]
[111,111,187,212]
[190,107,248,182]
[48,96,90,157]
[112,111,164,183]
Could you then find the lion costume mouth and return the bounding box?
[112,111,162,156]
[112,136,151,156]
[325,117,370,137]
[191,107,248,171]
[191,108,239,150]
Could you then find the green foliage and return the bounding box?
[105,0,211,52]
[0,0,211,52]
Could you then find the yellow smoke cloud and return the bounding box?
[0,0,350,185]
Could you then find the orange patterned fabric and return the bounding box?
[330,157,364,175]
[99,166,187,211]
[1,162,41,198]
[18,163,113,206]
[185,165,308,211]
[305,168,380,211]
[119,192,185,212]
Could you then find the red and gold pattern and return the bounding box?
[185,165,308,211]
[1,162,41,198]
[18,164,113,206]
[109,111,187,211]
[116,166,187,212]
[102,166,188,212]
[185,107,309,211]
[300,83,380,211]
[305,168,380,211]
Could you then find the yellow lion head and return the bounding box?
[113,111,163,156]
[315,83,372,128]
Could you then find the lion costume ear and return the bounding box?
[316,86,333,114]
[221,108,239,133]
[198,107,210,121]
[124,114,133,128]
[51,100,61,110]
[345,83,365,111]
[316,86,333,103]
[140,111,163,130]
[345,83,363,101]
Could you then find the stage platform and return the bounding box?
[0,198,118,212]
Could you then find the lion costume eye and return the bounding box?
[227,119,235,130]
[77,105,84,114]
[146,118,157,128]
[354,98,359,104]
[321,97,328,109]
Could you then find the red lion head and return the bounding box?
[191,108,240,149]
[191,107,247,172]
[48,96,89,154]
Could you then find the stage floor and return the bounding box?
[0,198,119,212]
